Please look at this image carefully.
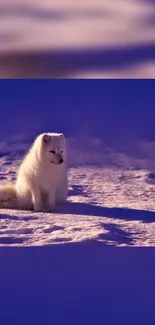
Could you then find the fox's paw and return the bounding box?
[33,203,43,212]
[45,206,55,213]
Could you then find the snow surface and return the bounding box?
[1,154,155,247]
[0,80,155,324]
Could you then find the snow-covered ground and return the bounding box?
[1,141,155,247]
[0,0,155,77]
[0,80,155,324]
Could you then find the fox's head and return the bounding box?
[40,132,66,165]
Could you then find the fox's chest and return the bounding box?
[37,166,63,191]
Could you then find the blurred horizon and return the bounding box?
[0,0,155,78]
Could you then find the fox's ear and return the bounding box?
[42,133,51,144]
[59,133,65,140]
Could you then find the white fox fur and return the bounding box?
[0,133,68,212]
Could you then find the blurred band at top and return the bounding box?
[0,0,155,78]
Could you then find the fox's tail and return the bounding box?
[0,184,17,209]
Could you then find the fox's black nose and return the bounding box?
[59,159,63,164]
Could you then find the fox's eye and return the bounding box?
[50,150,55,154]
[61,151,63,153]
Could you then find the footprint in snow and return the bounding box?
[43,225,64,233]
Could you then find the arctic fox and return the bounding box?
[0,133,68,212]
